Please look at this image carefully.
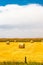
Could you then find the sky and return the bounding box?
[0,0,43,38]
[0,0,43,6]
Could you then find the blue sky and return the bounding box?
[0,0,43,6]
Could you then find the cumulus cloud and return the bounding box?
[0,4,43,38]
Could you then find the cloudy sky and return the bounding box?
[0,0,43,38]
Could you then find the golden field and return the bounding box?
[0,39,43,63]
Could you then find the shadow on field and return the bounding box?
[0,62,43,65]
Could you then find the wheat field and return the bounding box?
[0,40,43,63]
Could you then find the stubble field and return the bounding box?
[0,41,43,63]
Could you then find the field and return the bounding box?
[0,62,43,65]
[0,38,43,65]
[0,41,43,62]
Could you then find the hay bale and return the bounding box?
[14,40,16,42]
[6,41,10,45]
[19,43,25,48]
[30,40,33,43]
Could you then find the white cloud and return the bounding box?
[0,4,43,38]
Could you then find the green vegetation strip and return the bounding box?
[0,62,43,65]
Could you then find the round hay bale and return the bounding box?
[30,40,34,43]
[6,41,10,45]
[14,40,16,42]
[19,43,25,48]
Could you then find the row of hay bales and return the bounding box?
[3,39,43,49]
[6,39,43,49]
[0,38,43,42]
[6,41,25,48]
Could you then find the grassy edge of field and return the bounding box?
[0,62,43,65]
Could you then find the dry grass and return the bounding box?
[0,41,43,63]
[0,62,43,65]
